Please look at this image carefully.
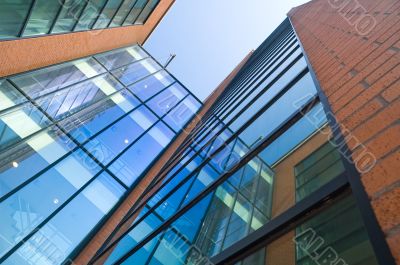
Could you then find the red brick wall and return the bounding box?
[288,0,399,263]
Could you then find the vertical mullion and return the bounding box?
[132,0,149,24]
[71,0,91,31]
[18,0,37,37]
[91,0,109,29]
[107,0,126,27]
[121,0,139,25]
[141,0,159,25]
[48,0,66,34]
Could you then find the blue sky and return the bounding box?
[145,0,309,101]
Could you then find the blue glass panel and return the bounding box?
[3,172,125,265]
[34,74,124,120]
[0,0,32,39]
[0,101,51,152]
[147,84,188,117]
[84,105,157,165]
[0,150,101,258]
[110,0,138,27]
[163,95,201,132]
[238,73,317,147]
[0,80,27,110]
[128,70,174,101]
[259,103,328,165]
[135,0,160,24]
[122,0,147,25]
[51,0,87,33]
[112,58,161,86]
[183,165,219,205]
[61,89,140,143]
[105,211,163,265]
[93,0,124,29]
[94,46,148,71]
[10,58,106,99]
[0,126,76,198]
[22,0,62,36]
[109,122,175,186]
[74,0,107,31]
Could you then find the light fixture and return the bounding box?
[144,84,148,88]
[124,139,129,144]
[53,198,59,204]
[12,161,19,168]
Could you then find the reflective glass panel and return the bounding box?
[23,0,62,36]
[0,0,32,39]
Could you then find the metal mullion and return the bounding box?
[6,79,136,191]
[92,57,178,133]
[169,32,297,174]
[211,175,349,265]
[18,0,37,37]
[106,0,126,28]
[143,166,200,265]
[48,0,65,34]
[99,93,191,173]
[159,52,304,180]
[210,40,299,120]
[94,40,302,258]
[295,146,339,177]
[173,55,301,177]
[215,33,296,109]
[90,0,110,29]
[121,0,139,25]
[0,90,149,204]
[132,0,149,24]
[0,169,112,264]
[9,54,151,106]
[102,144,199,250]
[141,0,160,25]
[207,32,296,116]
[71,0,90,31]
[296,158,344,193]
[110,100,321,265]
[211,33,297,117]
[139,45,204,106]
[184,41,300,144]
[140,81,177,104]
[91,72,315,263]
[142,62,308,213]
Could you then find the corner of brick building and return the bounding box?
[288,0,400,262]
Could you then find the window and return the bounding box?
[23,0,62,36]
[295,141,345,201]
[0,0,32,39]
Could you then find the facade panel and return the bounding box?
[88,18,388,265]
[0,0,161,40]
[0,45,201,265]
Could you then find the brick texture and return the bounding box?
[0,0,174,77]
[289,0,400,262]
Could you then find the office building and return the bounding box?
[0,0,399,264]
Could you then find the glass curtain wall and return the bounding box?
[89,19,379,265]
[0,0,160,39]
[0,44,201,265]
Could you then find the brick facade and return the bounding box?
[289,0,400,262]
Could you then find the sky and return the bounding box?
[145,0,310,101]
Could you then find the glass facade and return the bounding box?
[0,45,201,265]
[88,19,381,265]
[0,0,160,39]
